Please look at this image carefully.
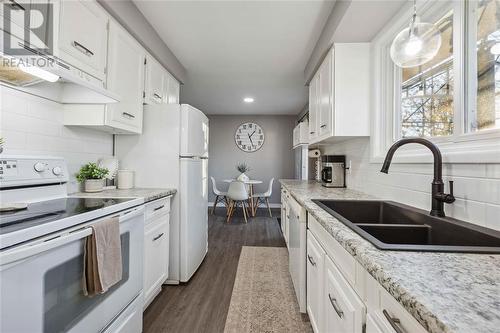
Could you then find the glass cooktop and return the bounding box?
[0,197,134,235]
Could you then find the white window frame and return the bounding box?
[371,0,500,164]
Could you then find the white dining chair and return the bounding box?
[226,181,250,223]
[210,177,228,215]
[252,178,274,217]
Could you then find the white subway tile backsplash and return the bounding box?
[321,137,500,229]
[1,86,113,193]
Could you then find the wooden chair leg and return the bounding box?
[226,200,234,223]
[212,195,219,215]
[242,201,248,223]
[253,197,259,216]
[265,197,272,217]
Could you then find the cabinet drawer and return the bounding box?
[324,255,365,333]
[366,273,427,333]
[306,231,325,333]
[145,197,170,222]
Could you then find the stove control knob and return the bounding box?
[34,162,47,172]
[52,166,63,176]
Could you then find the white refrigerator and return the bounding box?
[116,104,209,283]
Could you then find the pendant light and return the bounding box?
[390,0,442,68]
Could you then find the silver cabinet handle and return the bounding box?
[122,112,136,119]
[153,204,165,212]
[383,310,406,333]
[310,131,315,134]
[328,294,344,319]
[72,41,94,57]
[320,124,327,128]
[307,254,316,266]
[153,93,162,100]
[153,232,164,241]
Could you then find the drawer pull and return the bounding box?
[310,131,315,134]
[72,41,94,57]
[383,310,406,333]
[122,112,136,119]
[153,232,165,241]
[153,93,162,100]
[153,204,165,212]
[307,255,316,266]
[328,294,344,319]
[320,124,326,128]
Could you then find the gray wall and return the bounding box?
[98,0,187,83]
[208,115,296,204]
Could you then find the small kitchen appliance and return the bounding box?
[321,155,346,188]
[0,155,144,333]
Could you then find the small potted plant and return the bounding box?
[76,162,109,193]
[0,137,4,154]
[236,162,250,182]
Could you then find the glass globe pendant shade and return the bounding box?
[390,19,442,68]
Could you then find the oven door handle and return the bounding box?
[0,227,93,267]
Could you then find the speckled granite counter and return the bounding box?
[280,180,500,333]
[71,188,176,203]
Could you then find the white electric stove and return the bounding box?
[0,155,145,333]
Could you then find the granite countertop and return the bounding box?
[71,188,176,203]
[279,180,500,333]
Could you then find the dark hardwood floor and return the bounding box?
[143,207,285,333]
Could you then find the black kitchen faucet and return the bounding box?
[380,138,455,217]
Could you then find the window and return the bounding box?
[469,0,500,133]
[399,10,454,138]
[371,0,500,163]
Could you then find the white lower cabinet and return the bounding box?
[324,255,365,333]
[306,213,428,333]
[143,197,170,309]
[306,231,325,333]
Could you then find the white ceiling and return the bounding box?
[133,0,335,115]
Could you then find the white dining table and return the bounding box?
[223,179,263,217]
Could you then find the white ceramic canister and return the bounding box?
[117,170,134,189]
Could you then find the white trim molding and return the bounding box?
[370,0,500,164]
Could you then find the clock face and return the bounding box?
[234,122,265,152]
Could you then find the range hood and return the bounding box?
[0,35,120,104]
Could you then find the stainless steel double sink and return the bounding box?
[313,200,500,253]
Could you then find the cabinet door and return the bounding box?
[58,0,108,79]
[144,217,169,305]
[165,73,180,104]
[144,56,164,104]
[319,51,333,137]
[324,255,365,333]
[105,21,145,134]
[306,231,325,333]
[366,313,384,333]
[308,74,319,141]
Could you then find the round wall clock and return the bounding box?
[234,122,265,152]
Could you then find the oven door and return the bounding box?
[0,206,144,333]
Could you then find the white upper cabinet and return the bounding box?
[145,56,180,105]
[58,0,108,80]
[165,72,180,104]
[63,19,145,134]
[144,55,165,104]
[104,20,146,134]
[293,122,309,148]
[308,43,370,144]
[308,74,320,141]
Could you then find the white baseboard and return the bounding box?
[208,201,282,209]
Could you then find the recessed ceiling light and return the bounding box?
[243,97,254,103]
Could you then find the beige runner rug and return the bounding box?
[224,246,312,333]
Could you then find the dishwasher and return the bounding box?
[287,195,307,313]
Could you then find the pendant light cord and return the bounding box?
[409,0,417,37]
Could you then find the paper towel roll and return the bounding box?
[308,149,321,158]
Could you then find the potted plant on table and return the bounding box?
[236,162,250,182]
[76,162,109,193]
